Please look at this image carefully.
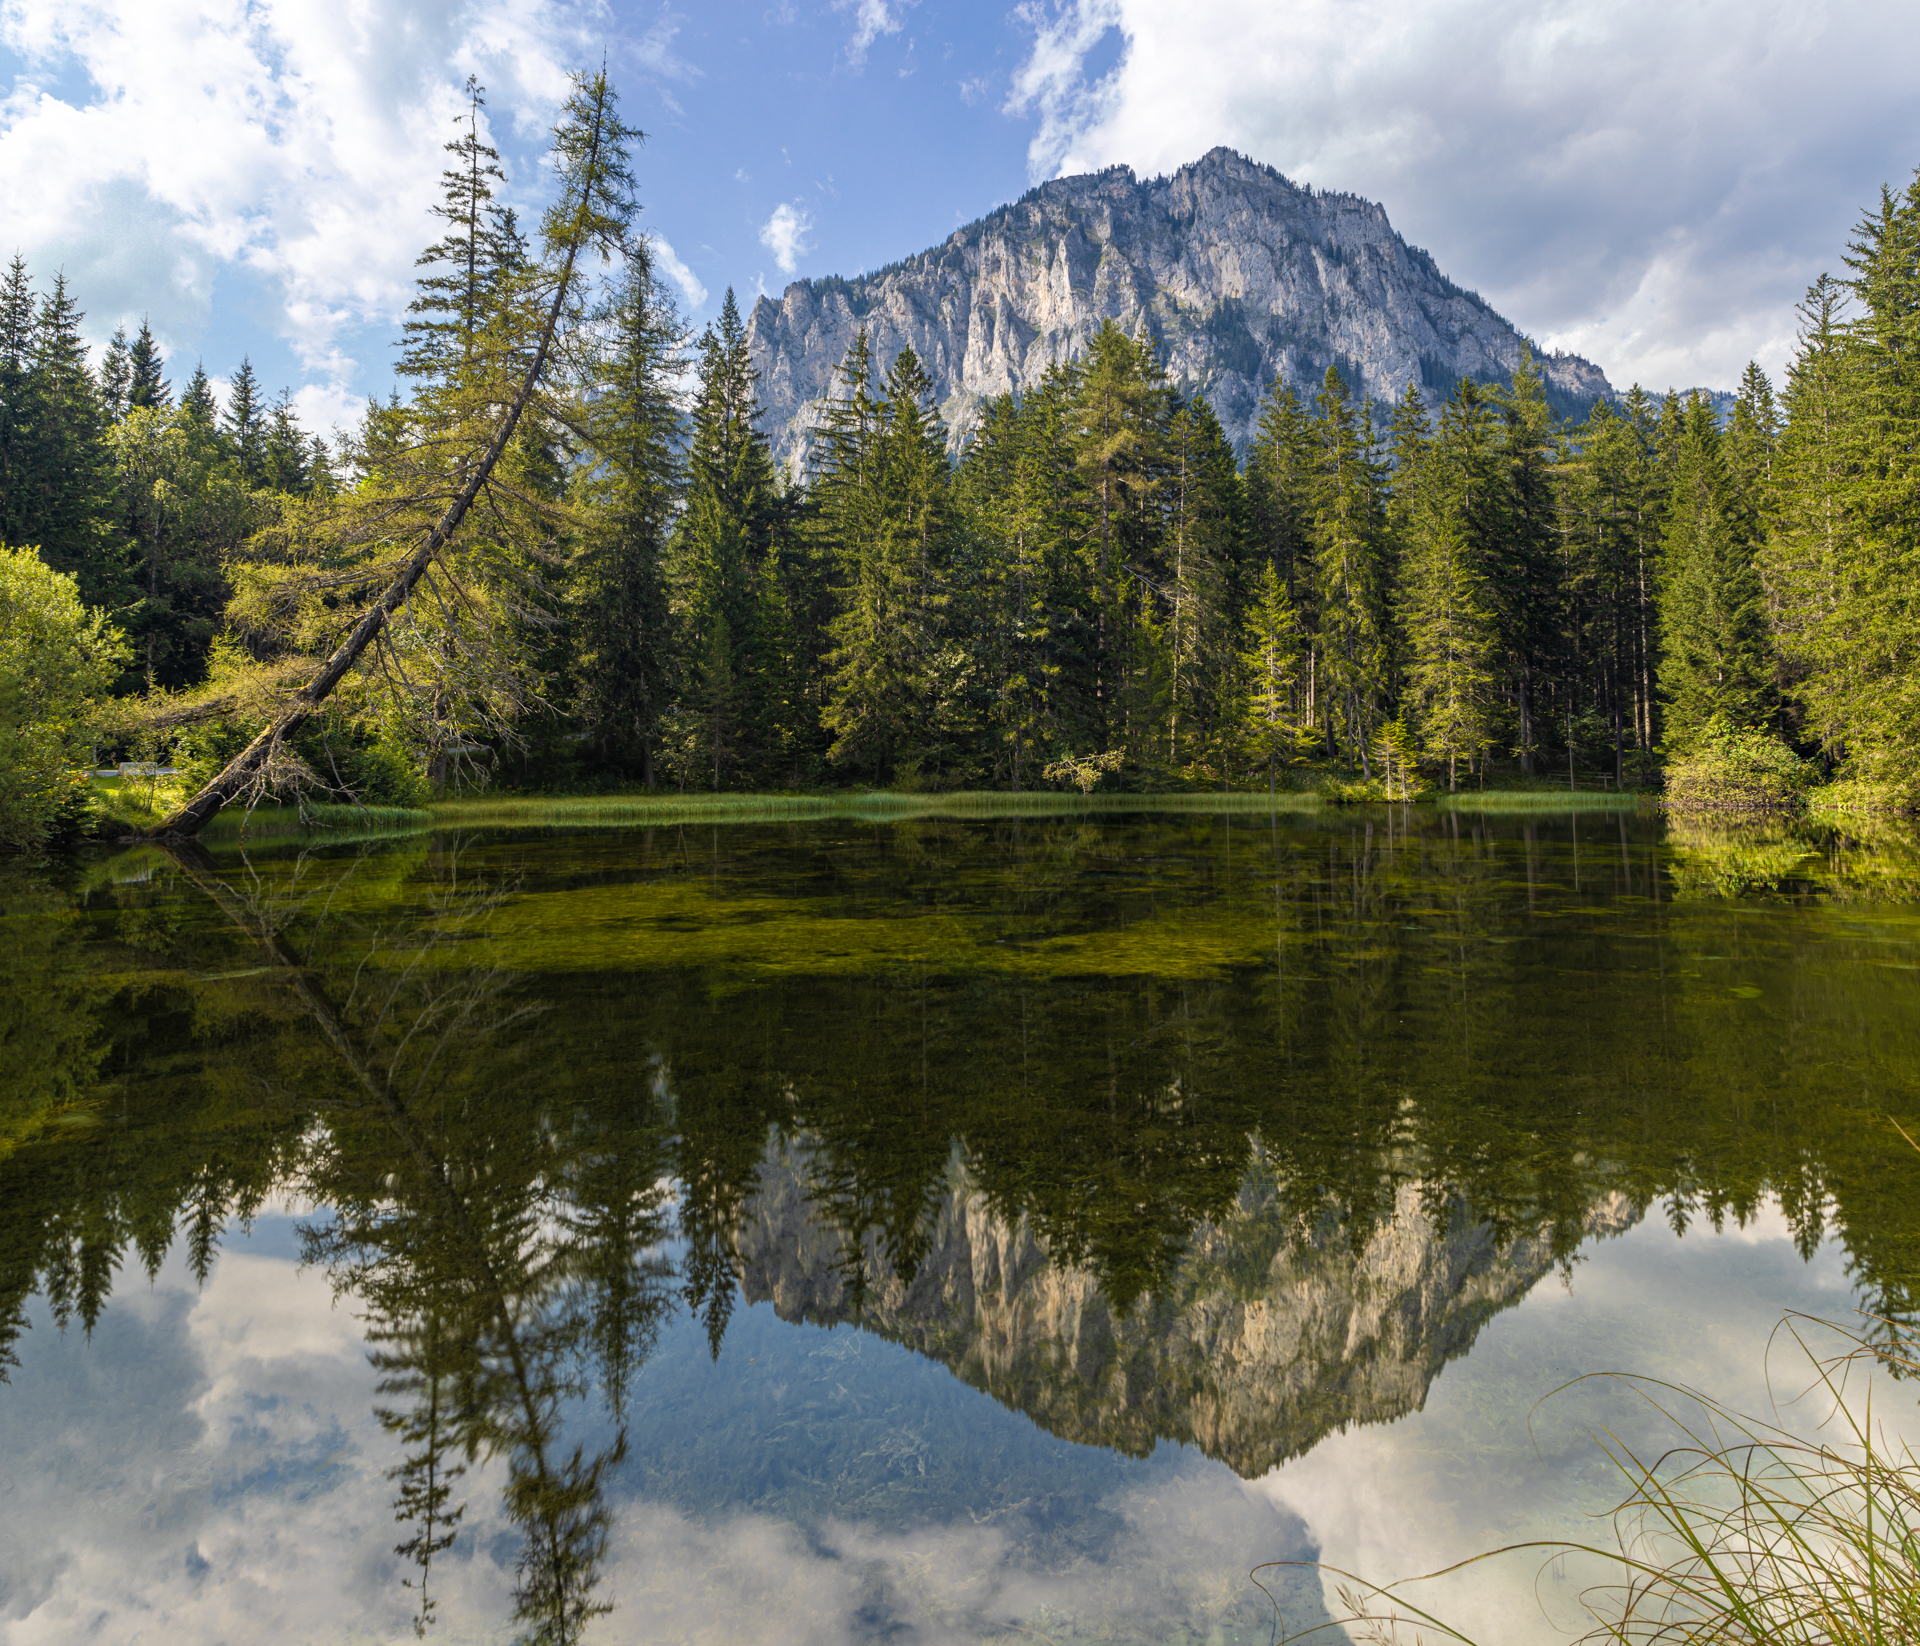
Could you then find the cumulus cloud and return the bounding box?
[1005,0,1920,389]
[759,201,813,276]
[0,0,600,394]
[650,234,709,309]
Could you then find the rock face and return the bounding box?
[745,147,1615,474]
[732,1139,1639,1478]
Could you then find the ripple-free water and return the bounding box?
[2,806,1916,1645]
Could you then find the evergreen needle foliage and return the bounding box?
[6,146,1920,827]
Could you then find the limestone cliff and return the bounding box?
[732,1139,1638,1478]
[745,147,1615,474]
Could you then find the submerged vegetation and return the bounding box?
[1,808,1917,1638]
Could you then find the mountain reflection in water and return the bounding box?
[1,806,1916,1644]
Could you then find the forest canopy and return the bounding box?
[2,90,1917,834]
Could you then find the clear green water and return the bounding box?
[2,805,1917,1645]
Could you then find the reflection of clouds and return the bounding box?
[6,1202,1907,1646]
[606,1474,1314,1645]
[1,1221,1317,1646]
[1254,1203,1917,1646]
[0,1226,515,1645]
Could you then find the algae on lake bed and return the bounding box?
[1,806,1917,1645]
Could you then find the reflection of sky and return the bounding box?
[2,1204,1910,1646]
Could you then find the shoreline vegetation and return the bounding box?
[85,770,1654,840]
[1,73,1917,849]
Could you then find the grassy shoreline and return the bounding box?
[85,772,1669,842]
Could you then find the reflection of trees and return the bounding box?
[162,842,675,1644]
[6,810,1920,1623]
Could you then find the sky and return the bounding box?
[1,0,1916,441]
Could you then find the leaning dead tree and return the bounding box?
[147,69,639,839]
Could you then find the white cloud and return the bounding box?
[0,0,601,396]
[759,201,813,277]
[836,0,905,68]
[650,233,708,309]
[1005,0,1920,390]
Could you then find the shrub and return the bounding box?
[1664,720,1818,812]
[0,546,127,851]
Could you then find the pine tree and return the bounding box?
[127,319,169,409]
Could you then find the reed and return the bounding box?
[1438,790,1647,813]
[1266,1183,1920,1646]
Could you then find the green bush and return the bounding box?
[0,546,126,851]
[1664,720,1818,812]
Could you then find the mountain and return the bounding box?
[732,1136,1639,1478]
[745,146,1616,474]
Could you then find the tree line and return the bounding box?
[4,95,1917,815]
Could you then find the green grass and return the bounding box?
[1437,790,1648,813]
[424,789,1330,829]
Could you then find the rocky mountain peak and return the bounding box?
[746,148,1614,475]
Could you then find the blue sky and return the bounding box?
[2,0,1916,440]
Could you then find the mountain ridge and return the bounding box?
[745,146,1617,473]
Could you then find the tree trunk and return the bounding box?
[145,89,616,839]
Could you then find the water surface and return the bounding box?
[2,805,1917,1645]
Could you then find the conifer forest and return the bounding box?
[3,70,1918,838]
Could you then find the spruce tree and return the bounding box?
[1071,320,1167,750]
[99,326,132,421]
[1238,559,1301,790]
[1307,366,1389,767]
[180,362,218,424]
[223,355,266,482]
[1399,381,1504,785]
[1657,396,1776,749]
[1162,395,1240,769]
[0,257,44,562]
[575,249,686,785]
[670,289,780,787]
[822,342,955,778]
[28,273,119,606]
[1492,349,1561,772]
[127,320,169,409]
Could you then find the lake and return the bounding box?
[2,801,1917,1646]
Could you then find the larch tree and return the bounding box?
[149,67,643,835]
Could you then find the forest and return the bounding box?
[2,70,1917,842]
